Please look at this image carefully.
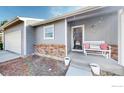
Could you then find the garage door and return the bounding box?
[5,30,21,54]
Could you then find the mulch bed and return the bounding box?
[0,55,67,76]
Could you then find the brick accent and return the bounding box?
[34,44,66,59]
[111,45,118,61]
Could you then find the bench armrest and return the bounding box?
[108,46,111,50]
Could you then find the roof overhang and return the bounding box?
[0,16,44,31]
[0,17,23,31]
[32,6,106,27]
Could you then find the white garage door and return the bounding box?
[5,30,21,54]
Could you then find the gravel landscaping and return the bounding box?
[0,55,67,76]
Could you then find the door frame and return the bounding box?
[71,25,85,52]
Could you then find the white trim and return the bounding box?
[118,9,124,66]
[23,20,27,55]
[65,19,68,56]
[43,24,55,40]
[71,25,85,51]
[19,17,44,21]
[118,9,122,65]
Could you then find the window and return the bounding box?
[44,25,54,40]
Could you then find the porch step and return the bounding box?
[68,52,124,76]
[66,62,92,76]
[70,62,91,71]
[66,66,92,76]
[72,59,124,75]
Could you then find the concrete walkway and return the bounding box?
[66,63,92,76]
[67,52,124,76]
[0,51,20,63]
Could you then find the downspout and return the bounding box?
[65,18,68,56]
[23,20,27,56]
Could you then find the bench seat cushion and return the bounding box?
[100,43,109,50]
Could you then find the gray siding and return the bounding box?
[34,20,65,45]
[26,25,35,54]
[26,20,41,55]
[85,13,118,45]
[67,12,118,53]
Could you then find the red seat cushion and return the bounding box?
[83,43,90,49]
[100,43,109,50]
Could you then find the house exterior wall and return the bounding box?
[35,19,65,44]
[26,20,37,55]
[67,12,118,53]
[26,25,35,55]
[67,24,71,53]
[85,12,118,45]
[34,19,66,60]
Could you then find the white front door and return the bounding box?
[71,25,84,51]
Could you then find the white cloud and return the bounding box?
[49,6,82,17]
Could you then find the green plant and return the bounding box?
[0,43,3,50]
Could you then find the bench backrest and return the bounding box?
[84,41,105,45]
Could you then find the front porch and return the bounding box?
[66,7,119,65]
[67,52,124,75]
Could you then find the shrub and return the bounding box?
[0,43,3,50]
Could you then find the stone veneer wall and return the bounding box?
[34,44,66,60]
[111,45,118,61]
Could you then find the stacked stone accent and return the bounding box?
[111,45,118,61]
[34,44,66,59]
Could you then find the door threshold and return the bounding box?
[72,49,84,52]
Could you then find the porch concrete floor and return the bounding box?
[66,64,93,76]
[0,51,20,63]
[67,52,124,76]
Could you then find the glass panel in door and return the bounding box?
[73,27,83,50]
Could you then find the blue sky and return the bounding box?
[0,6,81,21]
